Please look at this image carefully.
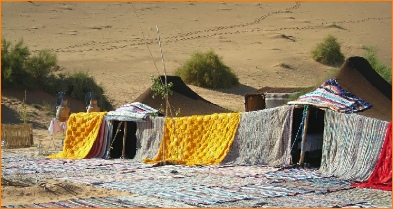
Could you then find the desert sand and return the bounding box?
[1,1,391,206]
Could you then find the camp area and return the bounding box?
[1,1,392,208]
[2,56,392,208]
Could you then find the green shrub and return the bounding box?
[1,39,60,89]
[363,46,392,84]
[2,38,114,111]
[1,39,32,88]
[25,49,59,82]
[175,50,239,88]
[311,35,345,67]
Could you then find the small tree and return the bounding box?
[1,39,31,88]
[311,35,345,67]
[25,49,59,83]
[175,50,239,88]
[1,38,60,89]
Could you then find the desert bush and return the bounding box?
[175,50,239,88]
[363,46,392,84]
[25,49,59,83]
[311,35,345,67]
[2,39,61,89]
[2,38,113,111]
[1,39,32,88]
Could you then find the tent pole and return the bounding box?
[299,106,310,165]
[122,121,127,159]
[157,25,167,166]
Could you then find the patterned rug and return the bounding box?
[287,78,372,113]
[3,151,390,208]
[249,194,379,208]
[1,195,194,208]
[263,168,333,182]
[95,180,258,206]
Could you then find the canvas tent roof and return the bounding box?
[332,56,391,122]
[133,75,231,117]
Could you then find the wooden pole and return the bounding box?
[157,25,167,166]
[122,121,127,159]
[299,106,310,165]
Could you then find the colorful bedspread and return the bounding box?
[106,102,158,121]
[144,113,241,165]
[49,112,107,159]
[288,79,372,113]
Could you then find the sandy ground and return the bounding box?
[1,1,391,206]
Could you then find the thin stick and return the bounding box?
[156,25,168,165]
[299,106,310,165]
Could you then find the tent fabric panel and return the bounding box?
[319,110,388,181]
[222,105,294,167]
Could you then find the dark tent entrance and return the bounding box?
[291,106,325,168]
[109,121,137,159]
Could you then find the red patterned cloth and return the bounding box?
[352,122,392,191]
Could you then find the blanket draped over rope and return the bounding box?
[288,79,372,113]
[222,105,293,167]
[106,102,158,122]
[133,117,165,162]
[143,113,241,165]
[351,122,392,191]
[319,110,388,181]
[49,112,107,159]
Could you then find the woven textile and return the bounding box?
[85,119,106,159]
[144,113,241,165]
[49,112,107,159]
[106,102,158,121]
[132,117,165,162]
[352,122,392,191]
[252,192,377,208]
[319,110,388,181]
[288,79,372,113]
[96,180,258,206]
[222,106,293,166]
[1,196,167,208]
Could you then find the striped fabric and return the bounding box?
[132,117,165,162]
[222,105,294,167]
[288,79,372,113]
[319,110,389,181]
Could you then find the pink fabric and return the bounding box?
[97,120,109,158]
[86,119,105,158]
[48,118,66,135]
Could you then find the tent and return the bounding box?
[332,56,391,122]
[287,56,391,183]
[105,75,232,159]
[133,75,232,117]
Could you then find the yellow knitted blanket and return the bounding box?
[49,112,107,159]
[144,112,241,165]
